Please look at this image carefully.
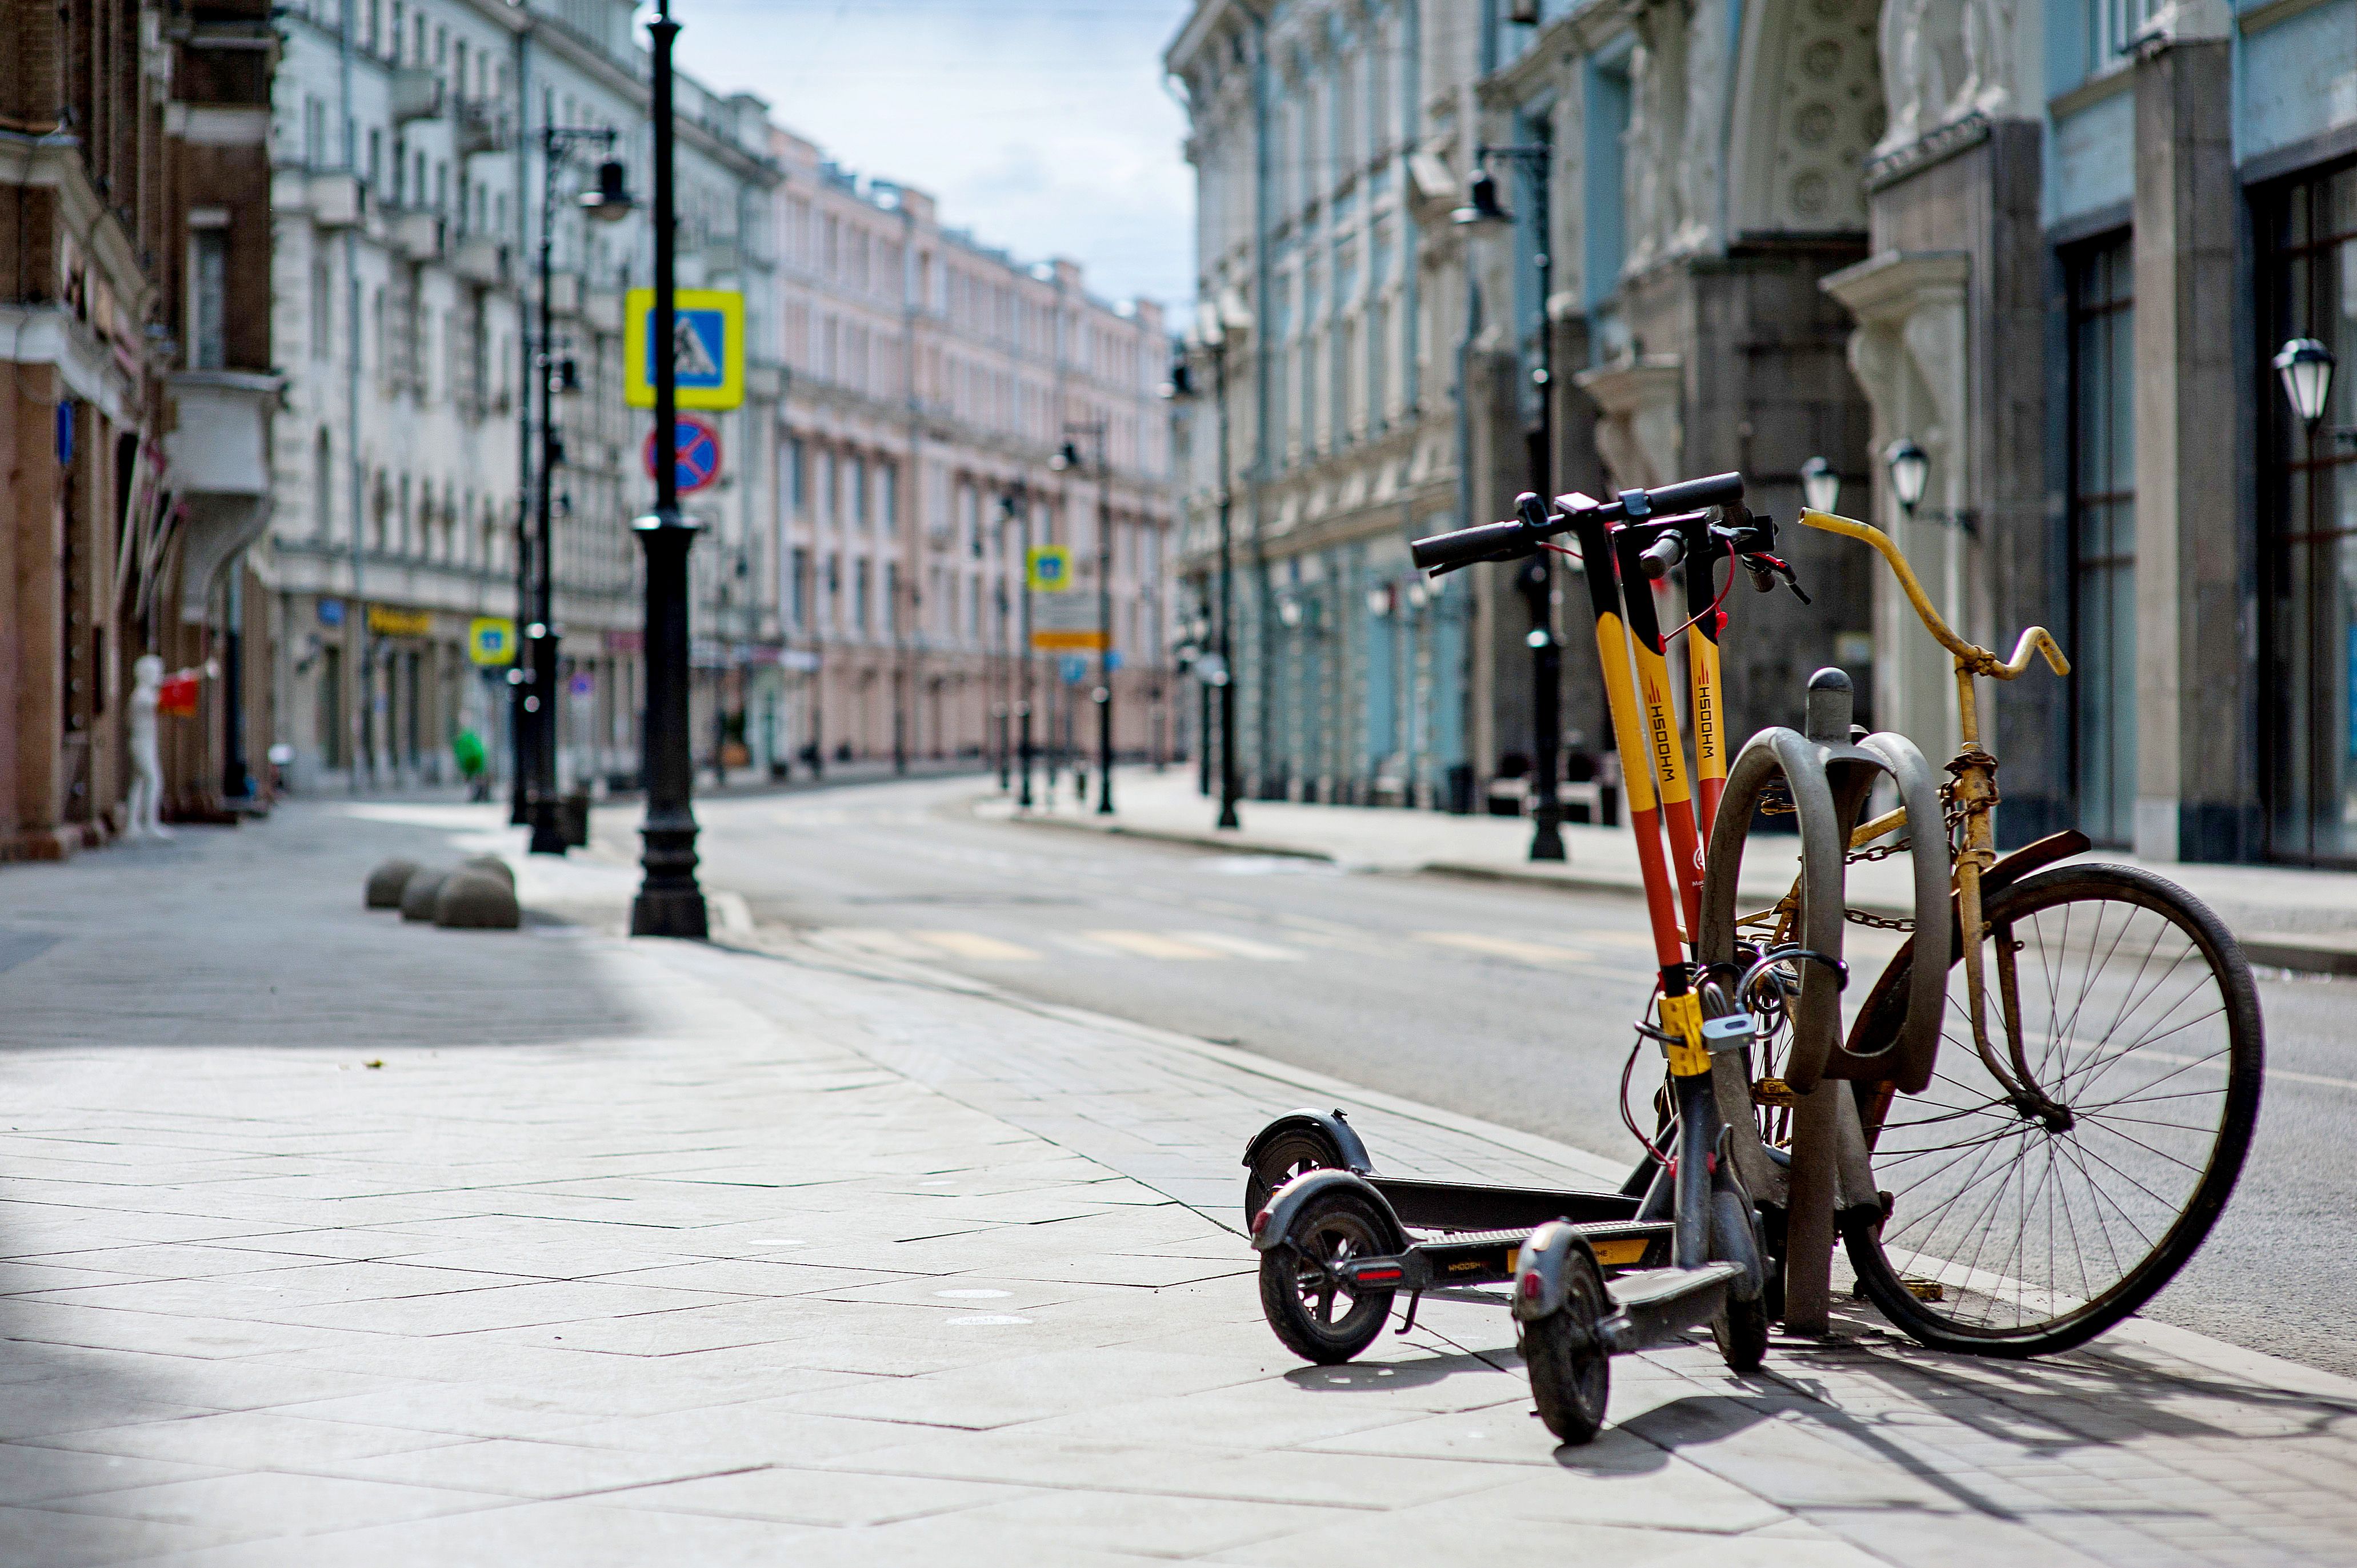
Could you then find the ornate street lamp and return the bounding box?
[2275,336,2335,427]
[1800,454,1840,516]
[1455,142,1564,861]
[1883,438,1930,518]
[523,125,633,856]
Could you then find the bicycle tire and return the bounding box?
[1843,864,2263,1356]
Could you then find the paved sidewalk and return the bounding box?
[4,807,2357,1564]
[1002,768,2357,972]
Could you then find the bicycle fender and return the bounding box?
[1242,1109,1374,1177]
[1511,1220,1600,1323]
[1248,1168,1401,1254]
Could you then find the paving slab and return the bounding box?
[4,801,2357,1565]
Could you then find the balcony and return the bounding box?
[391,69,445,125]
[546,270,582,318]
[452,233,508,288]
[455,98,509,156]
[166,370,282,617]
[387,207,445,264]
[307,171,367,229]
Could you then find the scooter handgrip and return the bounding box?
[1642,472,1744,515]
[1411,518,1530,573]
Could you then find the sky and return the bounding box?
[656,0,1200,311]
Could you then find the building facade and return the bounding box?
[769,134,1175,771]
[3,0,282,858]
[1172,0,2356,868]
[1167,0,1487,809]
[258,0,781,796]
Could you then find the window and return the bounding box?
[855,559,872,632]
[791,547,810,626]
[2261,161,2357,863]
[849,456,867,528]
[2067,235,2136,847]
[878,461,897,534]
[311,258,333,359]
[786,436,807,515]
[2088,0,2160,79]
[314,429,335,538]
[187,227,228,370]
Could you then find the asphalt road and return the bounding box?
[671,772,2357,1378]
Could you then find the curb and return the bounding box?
[693,922,2357,1411]
[1001,806,2357,977]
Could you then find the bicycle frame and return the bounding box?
[1798,508,2072,1125]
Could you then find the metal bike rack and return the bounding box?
[1694,668,1952,1333]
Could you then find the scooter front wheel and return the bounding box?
[1522,1247,1611,1445]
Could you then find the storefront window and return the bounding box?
[2068,235,2136,847]
[2263,161,2357,864]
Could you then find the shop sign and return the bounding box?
[366,605,433,637]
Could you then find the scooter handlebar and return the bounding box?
[1410,472,1747,578]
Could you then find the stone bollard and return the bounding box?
[461,855,516,889]
[365,859,420,909]
[435,870,521,930]
[399,867,450,923]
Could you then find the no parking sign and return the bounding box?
[644,415,723,496]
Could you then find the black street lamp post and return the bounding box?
[525,123,632,856]
[1456,144,1564,862]
[1000,487,1035,809]
[629,0,707,939]
[1054,425,1115,816]
[1178,310,1246,831]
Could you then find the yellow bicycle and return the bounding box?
[1703,509,2264,1355]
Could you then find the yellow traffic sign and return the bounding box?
[1026,545,1071,592]
[468,616,517,666]
[625,288,745,410]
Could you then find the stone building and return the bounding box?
[1166,0,1487,808]
[769,133,1175,770]
[257,0,781,794]
[1171,0,2356,869]
[2,0,281,857]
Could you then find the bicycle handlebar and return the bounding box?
[1797,509,2070,680]
[1410,471,1747,575]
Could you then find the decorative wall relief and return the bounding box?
[1876,0,2027,158]
[1727,0,1883,236]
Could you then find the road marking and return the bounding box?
[1174,931,1303,961]
[1084,930,1222,960]
[1416,932,1593,965]
[911,931,1041,962]
[823,928,937,960]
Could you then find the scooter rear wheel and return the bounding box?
[1244,1128,1347,1227]
[1522,1248,1611,1445]
[1258,1186,1397,1365]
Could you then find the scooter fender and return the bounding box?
[1709,1127,1767,1304]
[1248,1168,1401,1254]
[1242,1109,1374,1177]
[1510,1220,1599,1324]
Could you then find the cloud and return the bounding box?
[649,0,1196,308]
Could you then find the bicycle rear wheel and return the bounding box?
[1843,864,2263,1356]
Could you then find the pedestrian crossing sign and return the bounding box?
[625,288,744,410]
[1026,545,1071,592]
[467,616,516,666]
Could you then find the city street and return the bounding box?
[7,789,2357,1565]
[678,773,2357,1379]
